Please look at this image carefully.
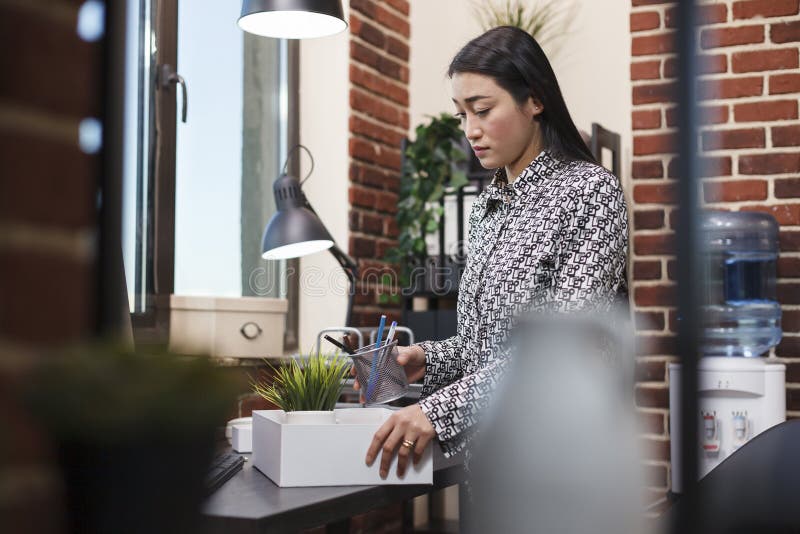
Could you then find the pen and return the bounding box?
[323,334,355,355]
[384,321,397,347]
[366,315,386,402]
[375,320,399,374]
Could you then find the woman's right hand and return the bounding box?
[351,344,426,402]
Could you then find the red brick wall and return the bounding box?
[0,6,100,346]
[347,0,410,327]
[0,2,104,531]
[630,0,800,506]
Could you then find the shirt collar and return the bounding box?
[486,149,566,202]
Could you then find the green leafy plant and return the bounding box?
[472,0,578,58]
[384,113,468,286]
[251,350,351,412]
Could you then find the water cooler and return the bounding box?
[669,211,784,493]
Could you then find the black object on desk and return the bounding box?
[205,452,245,496]
[201,446,466,533]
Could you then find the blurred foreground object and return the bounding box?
[24,342,238,534]
[661,419,800,533]
[467,312,645,534]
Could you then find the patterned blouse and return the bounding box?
[416,148,629,458]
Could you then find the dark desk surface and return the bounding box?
[201,446,466,533]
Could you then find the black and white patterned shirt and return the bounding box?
[416,148,629,457]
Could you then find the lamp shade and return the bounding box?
[261,173,334,260]
[238,0,347,39]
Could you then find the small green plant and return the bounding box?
[384,113,468,286]
[472,0,578,59]
[251,350,351,412]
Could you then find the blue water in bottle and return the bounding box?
[701,211,781,357]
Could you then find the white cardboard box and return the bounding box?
[252,408,433,487]
[169,295,288,358]
[232,424,252,453]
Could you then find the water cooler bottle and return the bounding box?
[669,211,784,493]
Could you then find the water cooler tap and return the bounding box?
[731,411,750,450]
[701,411,720,454]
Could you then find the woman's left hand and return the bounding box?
[365,404,436,478]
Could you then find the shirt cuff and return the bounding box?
[418,391,466,458]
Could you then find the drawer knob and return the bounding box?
[240,322,263,340]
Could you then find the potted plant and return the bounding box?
[384,112,469,292]
[23,342,238,534]
[250,350,351,424]
[471,0,577,59]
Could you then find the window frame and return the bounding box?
[130,0,299,351]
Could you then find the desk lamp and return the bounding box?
[238,0,347,39]
[261,146,358,327]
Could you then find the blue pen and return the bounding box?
[366,314,386,402]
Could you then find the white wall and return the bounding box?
[408,2,483,131]
[297,1,351,352]
[553,0,632,184]
[409,0,631,183]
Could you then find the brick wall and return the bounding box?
[0,1,104,531]
[0,4,100,346]
[347,0,410,327]
[630,0,800,507]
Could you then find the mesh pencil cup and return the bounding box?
[349,340,408,405]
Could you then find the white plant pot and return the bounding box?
[284,410,337,425]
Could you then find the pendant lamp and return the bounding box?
[238,0,347,39]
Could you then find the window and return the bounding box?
[122,0,299,347]
[122,0,154,314]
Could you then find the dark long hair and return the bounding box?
[448,26,596,165]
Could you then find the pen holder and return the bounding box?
[349,340,408,405]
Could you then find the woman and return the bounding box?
[357,26,629,480]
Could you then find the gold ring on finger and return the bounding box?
[402,439,416,450]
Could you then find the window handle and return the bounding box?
[159,64,188,123]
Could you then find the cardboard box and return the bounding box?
[169,295,287,358]
[232,424,252,453]
[252,408,433,487]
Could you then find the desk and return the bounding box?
[201,447,467,533]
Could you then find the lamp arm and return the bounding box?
[329,243,358,328]
[328,243,358,278]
